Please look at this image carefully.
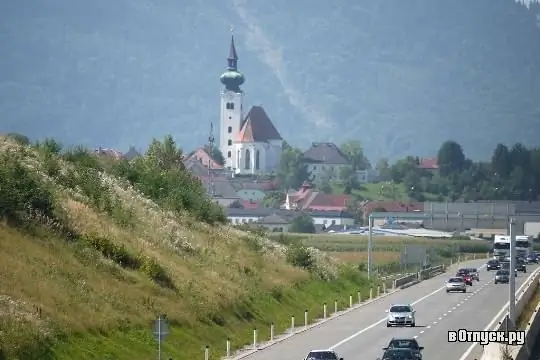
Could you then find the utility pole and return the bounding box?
[208,122,215,197]
[368,214,373,280]
[509,217,516,330]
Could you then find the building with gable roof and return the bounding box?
[302,142,351,182]
[219,34,283,175]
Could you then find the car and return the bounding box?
[467,268,480,281]
[501,261,518,276]
[456,269,473,285]
[378,348,417,360]
[386,304,416,327]
[516,260,527,273]
[527,254,538,264]
[383,338,424,359]
[486,259,500,271]
[304,350,343,360]
[494,269,510,284]
[446,276,467,293]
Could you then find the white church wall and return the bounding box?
[219,90,244,169]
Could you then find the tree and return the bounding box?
[146,135,184,171]
[491,143,511,178]
[316,167,334,194]
[340,140,370,171]
[262,191,285,208]
[206,145,225,166]
[437,140,466,176]
[277,145,312,189]
[340,166,360,193]
[376,158,391,180]
[289,214,316,233]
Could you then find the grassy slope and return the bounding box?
[332,182,440,202]
[0,138,373,360]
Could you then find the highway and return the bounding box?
[238,260,539,360]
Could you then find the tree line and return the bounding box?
[382,140,540,202]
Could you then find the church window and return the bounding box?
[228,139,232,146]
[228,126,232,133]
[245,149,251,169]
[255,150,260,170]
[226,102,235,110]
[227,151,231,158]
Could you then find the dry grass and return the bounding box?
[0,137,369,360]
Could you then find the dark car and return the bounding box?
[486,259,500,271]
[384,338,423,359]
[380,349,416,360]
[516,260,527,273]
[526,254,538,264]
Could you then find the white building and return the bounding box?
[219,35,283,175]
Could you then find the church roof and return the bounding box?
[237,106,282,143]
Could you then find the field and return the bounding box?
[269,233,491,275]
[332,182,440,201]
[0,137,378,360]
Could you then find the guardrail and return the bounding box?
[479,267,540,360]
[392,265,447,289]
[214,257,480,360]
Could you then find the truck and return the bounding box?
[493,235,510,260]
[515,235,534,260]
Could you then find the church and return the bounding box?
[218,34,283,175]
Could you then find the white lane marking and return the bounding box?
[413,336,418,339]
[420,330,425,334]
[426,325,431,329]
[438,317,442,320]
[328,262,487,350]
[433,321,438,324]
[457,267,540,360]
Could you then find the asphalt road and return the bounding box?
[238,260,539,360]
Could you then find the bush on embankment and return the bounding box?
[0,134,375,360]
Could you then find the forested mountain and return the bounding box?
[1,0,540,160]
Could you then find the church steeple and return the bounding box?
[220,29,245,93]
[227,35,238,70]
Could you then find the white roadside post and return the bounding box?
[204,345,209,360]
[334,299,338,314]
[253,328,257,349]
[323,303,327,319]
[349,295,353,307]
[270,322,274,341]
[291,315,295,333]
[226,339,231,358]
[304,310,308,329]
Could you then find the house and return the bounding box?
[124,146,141,160]
[230,178,278,202]
[201,178,240,207]
[419,157,438,171]
[225,208,355,231]
[94,147,126,160]
[284,181,353,212]
[185,147,224,170]
[303,142,351,182]
[356,169,380,184]
[218,35,283,175]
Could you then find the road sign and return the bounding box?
[153,316,169,342]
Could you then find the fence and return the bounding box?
[200,256,483,360]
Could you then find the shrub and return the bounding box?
[139,256,173,288]
[81,234,140,269]
[0,153,56,223]
[290,214,315,233]
[286,245,314,270]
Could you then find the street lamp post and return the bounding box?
[508,217,516,330]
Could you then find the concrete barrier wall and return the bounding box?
[480,268,540,360]
[515,282,540,360]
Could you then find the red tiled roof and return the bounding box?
[237,106,282,143]
[419,157,438,170]
[185,147,223,169]
[306,194,351,208]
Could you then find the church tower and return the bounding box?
[219,33,245,170]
